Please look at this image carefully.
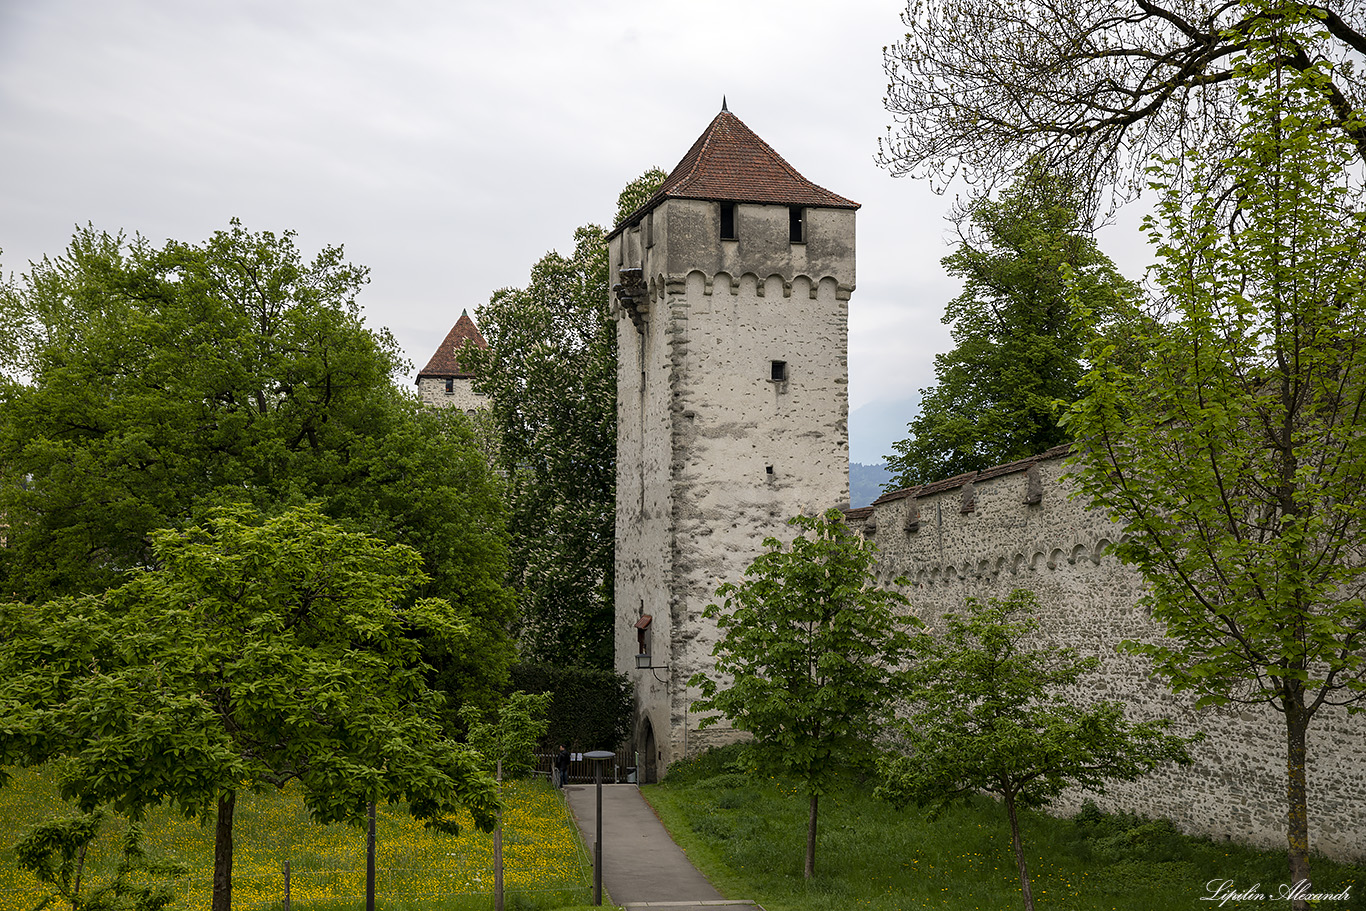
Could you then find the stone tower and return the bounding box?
[609,105,858,781]
[415,310,490,413]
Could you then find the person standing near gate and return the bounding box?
[554,745,570,788]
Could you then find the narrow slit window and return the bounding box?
[720,202,736,240]
[771,360,788,382]
[789,206,805,243]
[444,378,454,394]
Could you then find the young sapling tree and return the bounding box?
[461,691,552,911]
[876,590,1193,911]
[691,509,919,880]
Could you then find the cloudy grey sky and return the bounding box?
[0,0,1149,465]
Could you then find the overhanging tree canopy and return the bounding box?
[881,0,1366,207]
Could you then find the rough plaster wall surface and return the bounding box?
[613,199,853,773]
[855,455,1366,861]
[613,240,676,768]
[415,376,488,412]
[666,270,850,766]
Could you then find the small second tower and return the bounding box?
[415,310,491,414]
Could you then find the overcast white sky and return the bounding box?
[0,0,1150,465]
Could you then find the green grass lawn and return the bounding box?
[643,745,1365,911]
[0,765,598,911]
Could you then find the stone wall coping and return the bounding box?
[865,443,1074,508]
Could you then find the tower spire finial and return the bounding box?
[721,95,729,113]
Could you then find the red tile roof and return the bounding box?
[416,310,488,381]
[613,108,859,235]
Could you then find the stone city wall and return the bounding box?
[848,447,1366,861]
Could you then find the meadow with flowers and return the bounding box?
[0,765,594,910]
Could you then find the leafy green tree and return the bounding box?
[0,220,515,711]
[886,160,1139,487]
[0,505,498,911]
[323,400,516,722]
[15,809,187,911]
[461,691,552,911]
[876,590,1193,911]
[1063,17,1366,903]
[690,510,918,880]
[613,169,668,224]
[464,169,666,669]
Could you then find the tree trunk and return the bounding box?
[1285,691,1312,911]
[72,840,88,911]
[495,759,504,911]
[72,839,89,911]
[1003,789,1034,911]
[366,801,376,911]
[213,790,236,911]
[805,793,818,880]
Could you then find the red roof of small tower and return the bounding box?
[612,104,859,236]
[416,310,488,382]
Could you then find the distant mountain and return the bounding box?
[850,395,917,466]
[850,462,895,509]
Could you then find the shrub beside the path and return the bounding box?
[510,664,633,752]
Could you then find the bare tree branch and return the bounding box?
[882,0,1366,209]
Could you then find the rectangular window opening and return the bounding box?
[645,212,654,248]
[765,465,775,476]
[789,206,805,243]
[720,202,736,240]
[770,360,788,382]
[444,378,454,394]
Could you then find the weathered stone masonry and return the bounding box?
[610,108,856,784]
[846,447,1366,861]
